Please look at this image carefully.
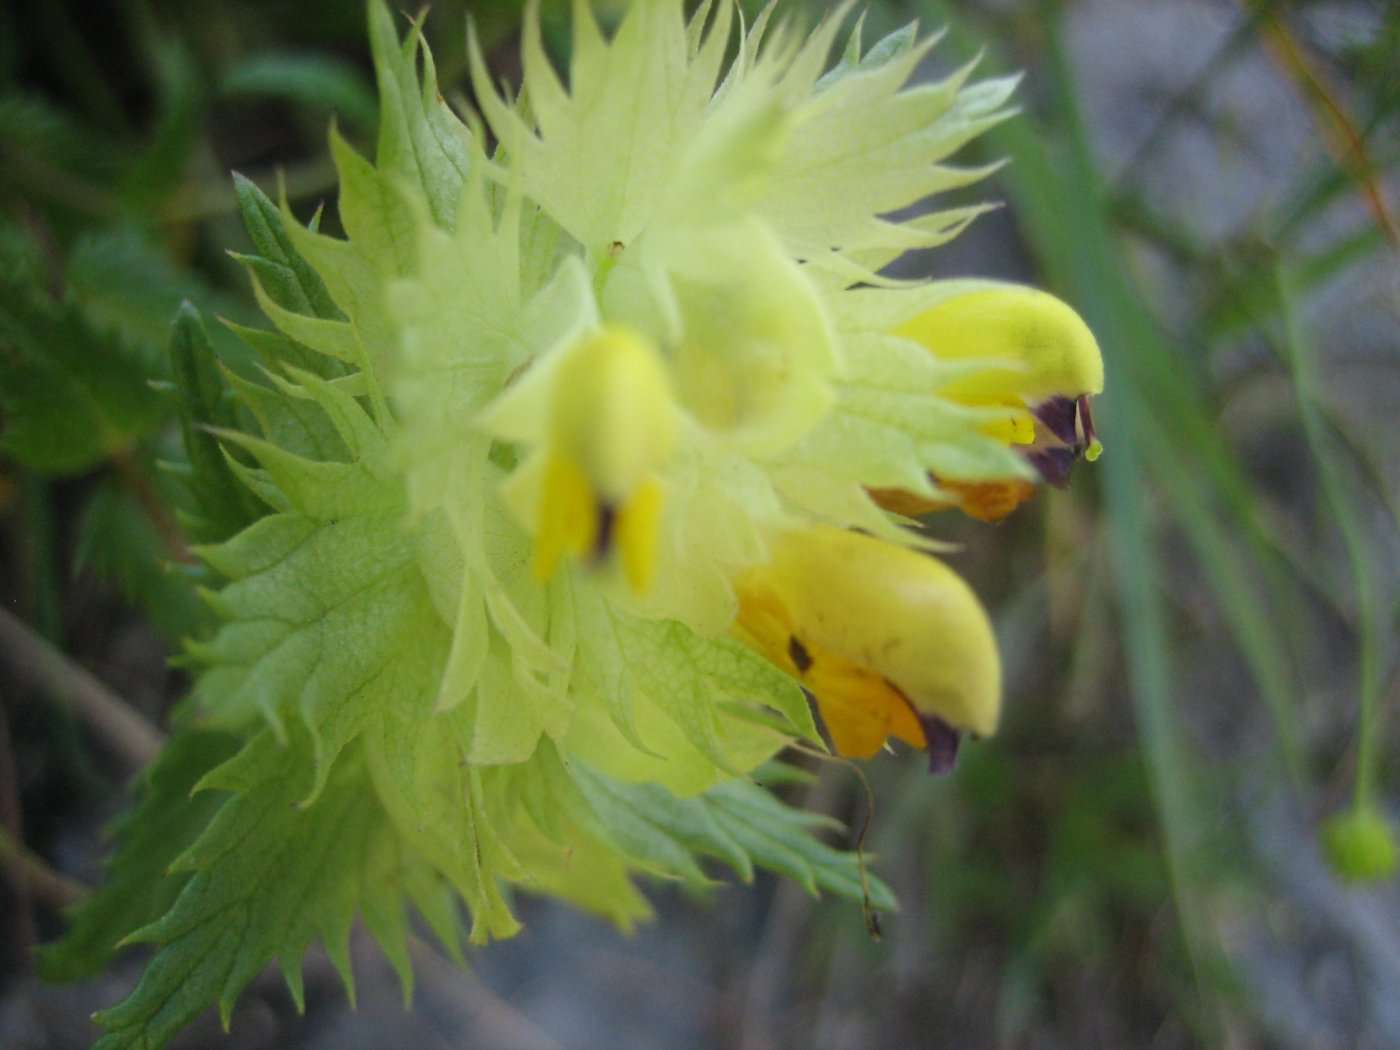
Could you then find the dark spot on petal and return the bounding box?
[593,504,617,561]
[1027,447,1077,488]
[787,635,813,674]
[917,713,962,775]
[1033,395,1079,444]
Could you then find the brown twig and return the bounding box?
[0,702,38,965]
[0,606,165,769]
[0,824,88,910]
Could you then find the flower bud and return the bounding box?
[1322,807,1399,883]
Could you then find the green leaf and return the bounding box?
[66,230,254,368]
[571,760,896,910]
[242,268,363,368]
[218,357,351,463]
[367,0,471,229]
[0,274,164,474]
[120,37,206,213]
[617,613,818,761]
[704,779,896,909]
[0,92,122,182]
[190,506,441,797]
[232,173,342,324]
[38,730,241,982]
[329,124,418,277]
[167,302,263,544]
[220,53,378,132]
[75,478,210,642]
[0,214,46,286]
[569,593,817,795]
[570,760,722,883]
[92,732,457,1048]
[365,701,522,945]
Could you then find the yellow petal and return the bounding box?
[978,404,1037,446]
[734,526,1002,757]
[534,451,599,582]
[551,326,675,503]
[732,578,925,758]
[616,477,665,593]
[894,283,1104,405]
[529,327,677,587]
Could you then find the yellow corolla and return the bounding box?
[733,526,1000,773]
[534,326,675,592]
[873,283,1104,522]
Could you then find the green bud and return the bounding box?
[1322,808,1399,883]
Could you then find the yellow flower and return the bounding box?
[487,325,677,594]
[871,282,1105,521]
[733,526,1000,772]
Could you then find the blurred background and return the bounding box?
[1,0,1397,1047]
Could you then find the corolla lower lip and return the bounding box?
[1026,446,1078,487]
[1032,395,1080,444]
[1024,393,1101,486]
[917,712,962,775]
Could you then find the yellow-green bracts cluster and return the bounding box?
[224,0,1107,921]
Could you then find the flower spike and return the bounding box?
[80,6,1115,1043]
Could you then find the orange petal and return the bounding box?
[940,479,1038,523]
[868,478,1037,523]
[803,661,927,758]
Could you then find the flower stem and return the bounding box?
[1274,263,1383,809]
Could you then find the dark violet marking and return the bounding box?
[1027,446,1077,488]
[787,635,813,674]
[885,678,965,775]
[917,713,962,776]
[593,504,617,560]
[1032,395,1079,444]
